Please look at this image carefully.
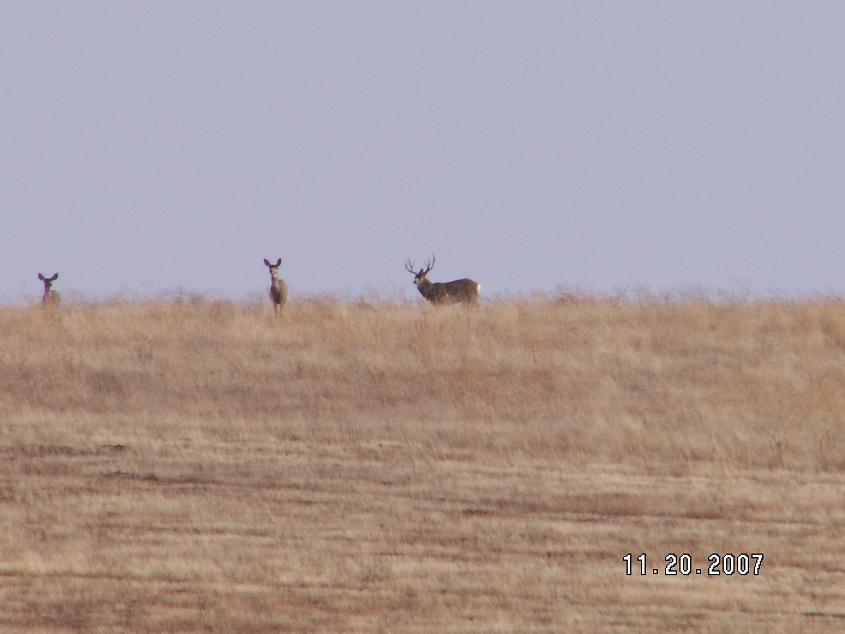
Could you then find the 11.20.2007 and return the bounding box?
[623,552,764,576]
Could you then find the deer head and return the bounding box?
[263,258,282,278]
[37,272,60,305]
[405,255,435,291]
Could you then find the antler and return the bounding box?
[422,254,435,275]
[406,255,436,276]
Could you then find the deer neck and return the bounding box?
[417,278,435,299]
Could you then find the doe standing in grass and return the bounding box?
[405,255,480,305]
[37,272,60,306]
[263,258,288,316]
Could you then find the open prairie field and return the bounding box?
[0,296,843,632]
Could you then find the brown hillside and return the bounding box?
[1,298,843,631]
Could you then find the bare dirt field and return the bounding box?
[1,297,843,632]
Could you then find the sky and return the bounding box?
[2,1,845,303]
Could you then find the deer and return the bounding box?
[263,258,288,316]
[405,255,480,305]
[37,273,60,306]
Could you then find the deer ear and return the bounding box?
[275,258,281,266]
[263,259,271,267]
[38,273,45,281]
[50,273,59,281]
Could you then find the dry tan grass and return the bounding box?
[1,296,844,632]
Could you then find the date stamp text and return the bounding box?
[623,553,764,576]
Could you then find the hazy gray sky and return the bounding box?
[2,1,844,302]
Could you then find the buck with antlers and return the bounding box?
[37,273,61,307]
[263,258,288,316]
[405,255,480,305]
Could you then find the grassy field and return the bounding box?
[1,296,844,632]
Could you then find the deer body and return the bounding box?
[263,258,288,316]
[405,256,480,305]
[38,273,60,306]
[414,277,480,305]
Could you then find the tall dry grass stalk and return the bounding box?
[1,297,843,631]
